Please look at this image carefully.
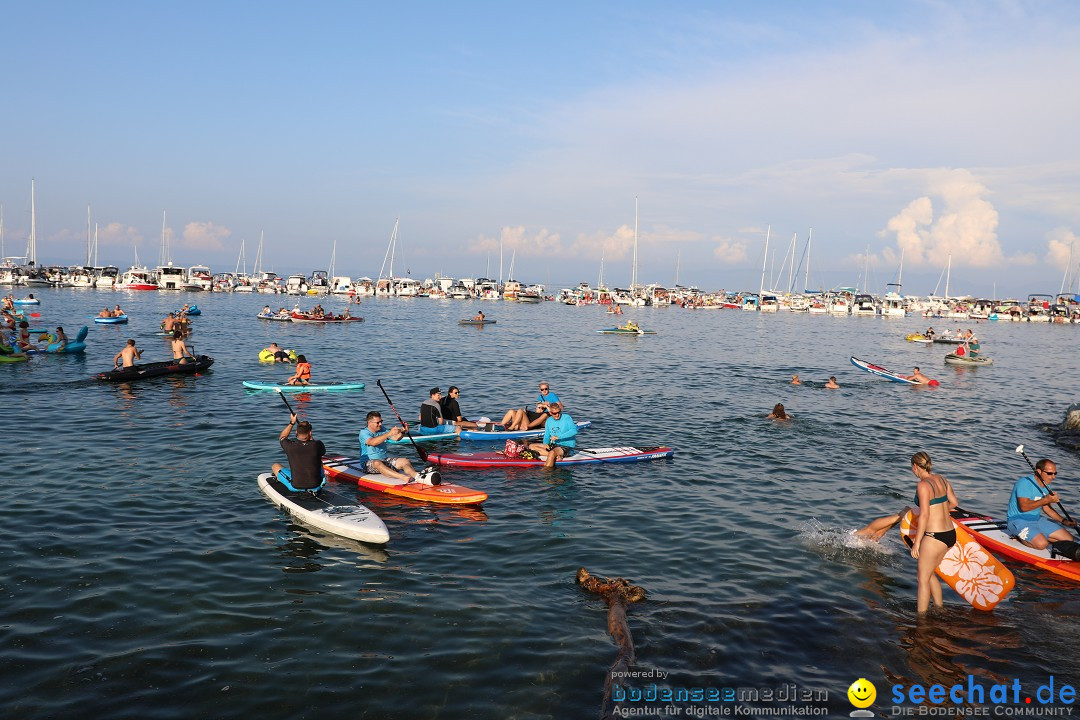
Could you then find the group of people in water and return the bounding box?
[97,305,125,318]
[854,452,1079,614]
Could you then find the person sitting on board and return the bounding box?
[113,304,124,317]
[270,414,327,493]
[499,382,561,431]
[824,376,840,389]
[905,367,932,385]
[286,354,311,385]
[1007,458,1080,560]
[440,385,479,430]
[612,305,623,315]
[621,321,640,332]
[15,321,37,352]
[418,388,462,436]
[766,403,791,420]
[181,303,191,314]
[1,309,15,332]
[472,310,485,322]
[262,305,272,316]
[358,411,424,483]
[113,339,143,368]
[2,295,14,312]
[342,307,351,319]
[965,330,981,357]
[527,402,578,468]
[791,374,802,385]
[98,306,112,318]
[924,326,936,339]
[170,330,194,364]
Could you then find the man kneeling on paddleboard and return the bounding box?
[1007,458,1080,560]
[271,414,327,493]
[527,402,578,468]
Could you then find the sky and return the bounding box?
[2,0,1080,298]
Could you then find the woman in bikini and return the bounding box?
[909,451,958,614]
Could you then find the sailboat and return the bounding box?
[154,211,186,290]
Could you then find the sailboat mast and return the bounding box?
[29,179,36,265]
[93,223,99,267]
[160,210,168,266]
[674,249,679,287]
[86,205,92,266]
[945,254,951,299]
[598,249,605,289]
[234,239,245,275]
[1,203,4,260]
[328,240,337,279]
[389,218,398,279]
[253,230,264,276]
[758,225,770,304]
[1059,241,1073,296]
[804,227,812,293]
[631,196,639,288]
[786,232,796,294]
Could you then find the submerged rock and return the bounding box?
[1040,404,1080,450]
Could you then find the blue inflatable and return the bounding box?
[47,326,89,353]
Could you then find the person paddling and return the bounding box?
[113,339,143,368]
[527,402,578,468]
[271,414,327,492]
[473,310,485,322]
[1007,458,1080,560]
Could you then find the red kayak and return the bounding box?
[425,445,674,468]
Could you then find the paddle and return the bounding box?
[376,379,429,463]
[275,388,296,416]
[1015,444,1074,524]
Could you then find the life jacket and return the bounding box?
[296,362,311,381]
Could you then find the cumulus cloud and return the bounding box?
[880,169,1004,269]
[181,222,231,251]
[97,222,143,247]
[713,237,748,264]
[1045,227,1079,269]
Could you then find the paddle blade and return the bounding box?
[1015,444,1025,453]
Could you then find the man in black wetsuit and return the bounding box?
[440,385,479,430]
[271,414,327,491]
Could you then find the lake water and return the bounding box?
[3,289,1079,719]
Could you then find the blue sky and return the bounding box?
[2,1,1079,297]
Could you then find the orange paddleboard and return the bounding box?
[322,455,488,505]
[900,510,1015,611]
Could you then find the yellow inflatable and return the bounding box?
[259,348,298,363]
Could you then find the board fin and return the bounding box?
[1050,540,1080,561]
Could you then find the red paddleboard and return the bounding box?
[426,446,675,468]
[899,510,1014,610]
[322,455,488,505]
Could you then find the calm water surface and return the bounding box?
[3,289,1079,719]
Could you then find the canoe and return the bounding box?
[257,472,389,544]
[944,353,993,366]
[387,420,593,444]
[425,445,675,468]
[289,312,363,323]
[850,356,939,385]
[597,327,656,335]
[257,312,292,322]
[950,507,1080,583]
[459,319,495,325]
[96,354,214,381]
[899,510,1014,610]
[322,456,488,505]
[94,314,129,324]
[242,380,365,392]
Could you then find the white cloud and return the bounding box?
[713,237,748,264]
[1045,227,1079,268]
[97,222,143,247]
[181,222,231,251]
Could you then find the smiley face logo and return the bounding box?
[847,678,876,708]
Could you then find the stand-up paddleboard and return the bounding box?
[458,319,496,325]
[257,472,389,544]
[597,326,656,335]
[950,507,1080,583]
[257,312,292,322]
[322,456,488,504]
[899,509,1014,610]
[850,356,940,386]
[387,430,459,444]
[426,445,675,468]
[387,420,593,444]
[94,314,129,324]
[243,380,365,392]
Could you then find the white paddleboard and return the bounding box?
[258,472,389,545]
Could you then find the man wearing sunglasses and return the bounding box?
[527,402,577,468]
[498,383,561,431]
[1007,458,1080,559]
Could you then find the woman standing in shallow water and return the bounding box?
[909,452,958,613]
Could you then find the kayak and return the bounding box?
[850,356,939,386]
[242,380,365,392]
[46,326,89,353]
[257,472,389,544]
[951,507,1080,583]
[290,312,363,323]
[96,355,214,381]
[322,456,488,505]
[459,319,495,325]
[257,312,292,322]
[899,510,1014,610]
[945,353,993,366]
[94,314,129,324]
[425,445,675,468]
[387,420,593,444]
[597,327,656,335]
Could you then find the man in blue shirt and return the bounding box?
[498,382,561,431]
[359,411,423,483]
[1007,458,1080,560]
[528,402,578,468]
